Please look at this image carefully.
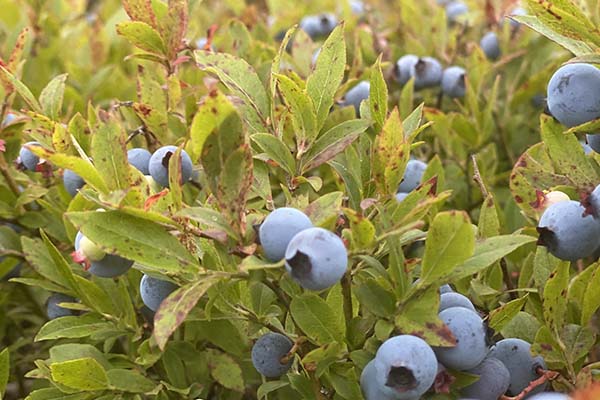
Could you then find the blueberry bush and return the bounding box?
[1,0,600,398]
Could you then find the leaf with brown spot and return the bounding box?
[153,275,222,350]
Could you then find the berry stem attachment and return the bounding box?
[499,368,560,400]
[280,337,305,365]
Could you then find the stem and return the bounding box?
[500,258,517,300]
[471,154,489,198]
[341,271,353,331]
[500,368,559,400]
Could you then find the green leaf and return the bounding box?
[582,263,600,325]
[0,67,42,113]
[161,0,188,60]
[21,237,72,289]
[66,210,199,273]
[306,23,346,131]
[251,133,296,175]
[26,146,109,194]
[50,358,109,391]
[153,275,221,350]
[420,211,474,285]
[543,261,570,332]
[35,314,114,341]
[39,74,68,120]
[189,90,239,162]
[0,348,9,397]
[396,286,456,346]
[270,25,297,111]
[489,294,529,331]
[302,119,371,172]
[176,207,238,240]
[442,235,537,282]
[91,120,131,191]
[195,51,270,132]
[369,55,388,131]
[107,369,156,393]
[207,350,244,392]
[116,21,166,55]
[257,381,289,399]
[121,0,158,28]
[275,73,317,142]
[354,279,395,317]
[478,194,500,238]
[290,293,345,345]
[372,108,411,195]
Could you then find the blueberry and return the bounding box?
[439,292,475,312]
[350,0,365,15]
[442,66,467,98]
[587,134,600,153]
[148,145,193,188]
[434,307,489,371]
[63,169,85,197]
[537,200,600,261]
[480,31,501,60]
[547,63,600,128]
[299,13,338,39]
[1,113,15,127]
[490,338,547,396]
[582,140,594,154]
[284,227,347,291]
[373,335,439,399]
[506,7,527,29]
[440,284,453,294]
[259,207,313,262]
[527,394,570,400]
[413,57,443,89]
[196,37,214,51]
[251,332,293,378]
[46,293,76,319]
[127,148,152,175]
[395,192,409,203]
[461,357,511,400]
[75,231,133,278]
[78,235,106,261]
[140,274,178,312]
[19,141,41,171]
[446,1,469,23]
[360,360,397,400]
[395,55,419,86]
[344,81,370,115]
[588,184,600,218]
[397,159,427,193]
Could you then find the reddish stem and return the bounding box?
[500,368,560,400]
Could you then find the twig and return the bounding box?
[500,258,517,300]
[341,271,353,331]
[500,368,559,400]
[280,337,306,365]
[471,154,489,198]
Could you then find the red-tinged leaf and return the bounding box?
[0,139,5,152]
[172,55,191,67]
[162,0,188,60]
[122,0,157,29]
[153,276,222,350]
[144,189,170,211]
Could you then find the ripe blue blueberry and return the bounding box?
[47,293,76,319]
[446,1,469,23]
[196,37,214,51]
[2,113,15,127]
[75,231,133,278]
[413,57,443,90]
[344,81,370,115]
[587,184,600,218]
[506,7,527,29]
[395,55,419,86]
[440,284,453,294]
[63,169,85,197]
[360,360,397,400]
[587,134,600,153]
[251,332,293,378]
[480,31,501,60]
[373,335,438,399]
[299,13,338,39]
[537,200,600,261]
[439,292,475,312]
[442,66,467,98]
[19,141,41,171]
[547,63,600,128]
[127,148,152,175]
[461,357,511,400]
[350,0,364,15]
[259,207,313,262]
[148,145,193,188]
[434,307,489,371]
[489,338,547,396]
[527,393,570,400]
[284,227,347,291]
[395,192,409,203]
[398,159,427,193]
[140,274,178,312]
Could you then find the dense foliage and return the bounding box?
[1,0,600,398]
